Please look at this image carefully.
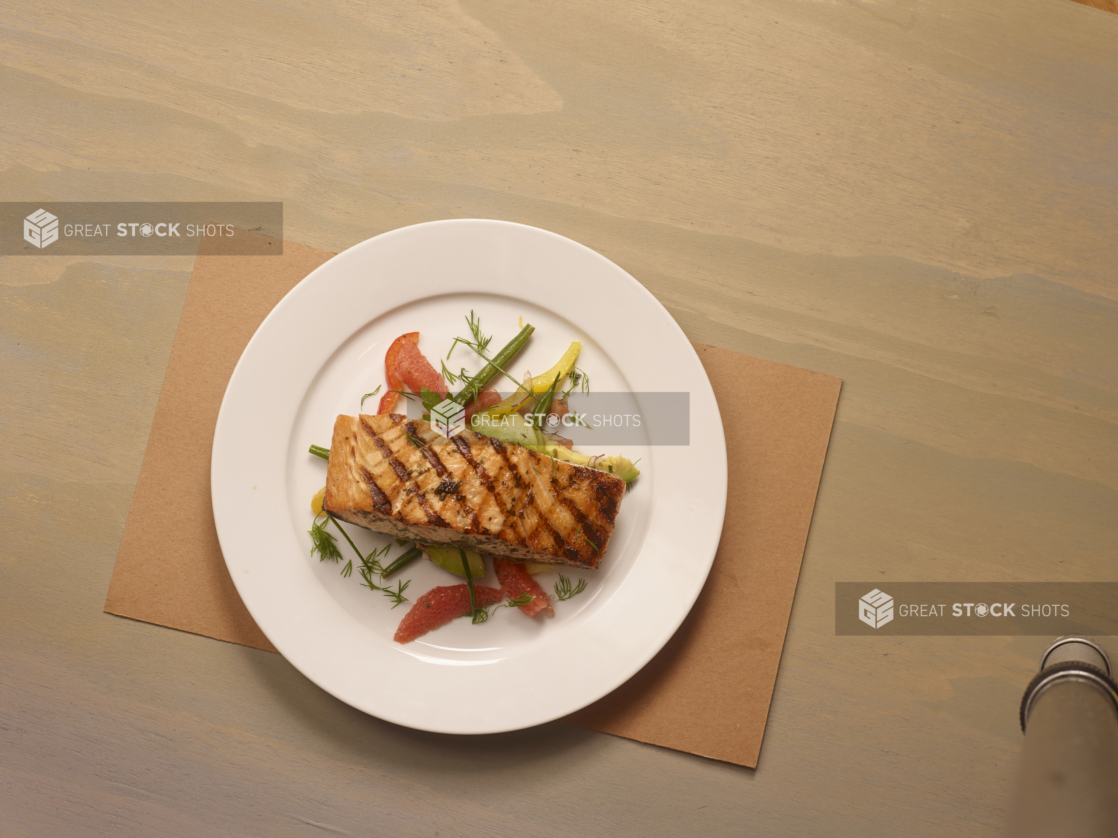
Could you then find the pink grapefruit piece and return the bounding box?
[464,388,502,422]
[376,332,419,414]
[493,557,555,618]
[396,340,448,400]
[393,584,503,644]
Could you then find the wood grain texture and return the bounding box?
[2,0,1116,836]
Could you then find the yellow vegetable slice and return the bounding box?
[311,486,326,516]
[487,341,580,415]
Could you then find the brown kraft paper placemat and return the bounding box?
[105,233,842,768]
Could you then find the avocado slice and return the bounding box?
[421,543,485,578]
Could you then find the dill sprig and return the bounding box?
[447,310,493,357]
[554,574,588,602]
[579,525,600,554]
[440,360,471,386]
[358,547,412,607]
[360,385,382,410]
[446,312,535,405]
[473,591,538,623]
[309,516,343,563]
[355,543,392,589]
[380,579,411,608]
[561,367,590,399]
[328,514,391,584]
[311,511,411,607]
[404,431,429,449]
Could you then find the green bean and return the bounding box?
[309,444,330,461]
[451,323,535,405]
[530,373,560,428]
[382,545,422,578]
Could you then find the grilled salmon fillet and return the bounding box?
[322,414,626,569]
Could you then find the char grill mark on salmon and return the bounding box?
[322,414,626,569]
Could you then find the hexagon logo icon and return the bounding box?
[858,588,894,629]
[24,209,59,249]
[430,398,466,438]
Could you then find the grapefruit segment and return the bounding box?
[396,340,448,400]
[393,584,503,644]
[376,332,419,414]
[493,557,555,618]
[464,388,502,423]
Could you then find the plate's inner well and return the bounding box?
[288,292,653,665]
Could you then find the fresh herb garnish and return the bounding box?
[419,387,443,413]
[404,431,429,450]
[554,574,588,602]
[448,309,493,357]
[317,513,417,607]
[354,542,391,586]
[473,591,535,624]
[309,516,343,562]
[578,525,600,553]
[360,385,382,410]
[440,360,461,386]
[380,579,411,608]
[561,367,590,400]
[358,554,412,608]
[328,515,382,571]
[459,546,485,624]
[310,511,416,608]
[447,314,535,405]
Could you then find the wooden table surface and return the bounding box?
[2,2,1116,835]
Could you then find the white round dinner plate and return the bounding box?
[211,219,727,734]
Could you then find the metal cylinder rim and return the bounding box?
[1021,663,1118,733]
[1040,635,1113,677]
